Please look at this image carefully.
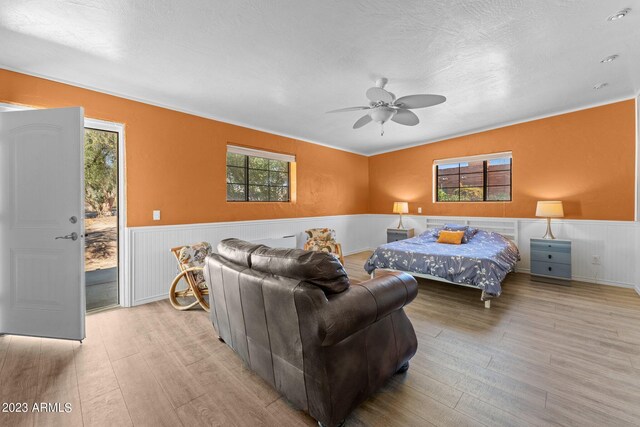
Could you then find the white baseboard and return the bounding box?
[517,268,635,289]
[144,269,640,307]
[343,247,371,256]
[133,293,170,305]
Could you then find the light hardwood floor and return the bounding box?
[1,251,640,426]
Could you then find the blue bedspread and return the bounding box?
[364,230,520,299]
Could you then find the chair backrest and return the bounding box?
[305,228,336,242]
[171,242,213,287]
[171,242,213,270]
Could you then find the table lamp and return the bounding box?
[393,201,409,229]
[536,201,564,239]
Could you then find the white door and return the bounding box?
[0,107,85,341]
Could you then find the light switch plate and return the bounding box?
[418,207,422,214]
[153,210,161,221]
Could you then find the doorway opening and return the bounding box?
[84,126,120,311]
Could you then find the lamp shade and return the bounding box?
[392,201,409,214]
[536,201,564,218]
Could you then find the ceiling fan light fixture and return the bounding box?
[369,106,397,124]
[600,54,619,63]
[607,8,630,21]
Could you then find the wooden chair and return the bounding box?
[304,228,345,265]
[169,242,212,312]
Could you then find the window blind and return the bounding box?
[227,145,295,163]
[433,151,512,166]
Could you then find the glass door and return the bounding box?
[84,127,119,311]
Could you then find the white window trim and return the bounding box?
[227,144,294,203]
[227,144,295,163]
[0,102,130,307]
[433,151,513,203]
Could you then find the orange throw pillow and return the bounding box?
[437,230,465,245]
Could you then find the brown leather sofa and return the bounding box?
[204,238,418,427]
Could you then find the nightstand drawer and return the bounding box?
[531,250,571,265]
[531,240,571,253]
[387,228,414,243]
[531,261,571,279]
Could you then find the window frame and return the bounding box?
[226,147,293,203]
[434,154,512,203]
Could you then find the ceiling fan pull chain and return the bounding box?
[380,123,384,136]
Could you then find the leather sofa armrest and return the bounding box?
[319,271,417,346]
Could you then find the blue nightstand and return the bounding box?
[387,228,414,243]
[530,238,572,285]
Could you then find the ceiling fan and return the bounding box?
[327,77,446,135]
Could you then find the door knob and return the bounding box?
[55,232,78,241]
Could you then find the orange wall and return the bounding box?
[369,100,637,221]
[2,70,635,224]
[0,69,369,226]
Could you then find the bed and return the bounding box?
[364,218,520,308]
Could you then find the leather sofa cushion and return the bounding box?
[251,246,350,294]
[217,238,267,268]
[320,272,417,346]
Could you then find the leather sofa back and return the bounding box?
[205,238,418,426]
[218,238,350,293]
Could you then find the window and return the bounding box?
[435,152,512,202]
[226,145,294,202]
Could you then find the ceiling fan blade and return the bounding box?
[395,94,446,109]
[326,106,370,113]
[391,109,419,126]
[353,114,372,129]
[366,87,394,103]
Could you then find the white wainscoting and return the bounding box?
[518,219,640,288]
[368,214,640,289]
[126,213,640,306]
[126,214,371,306]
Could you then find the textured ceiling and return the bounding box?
[1,0,639,155]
